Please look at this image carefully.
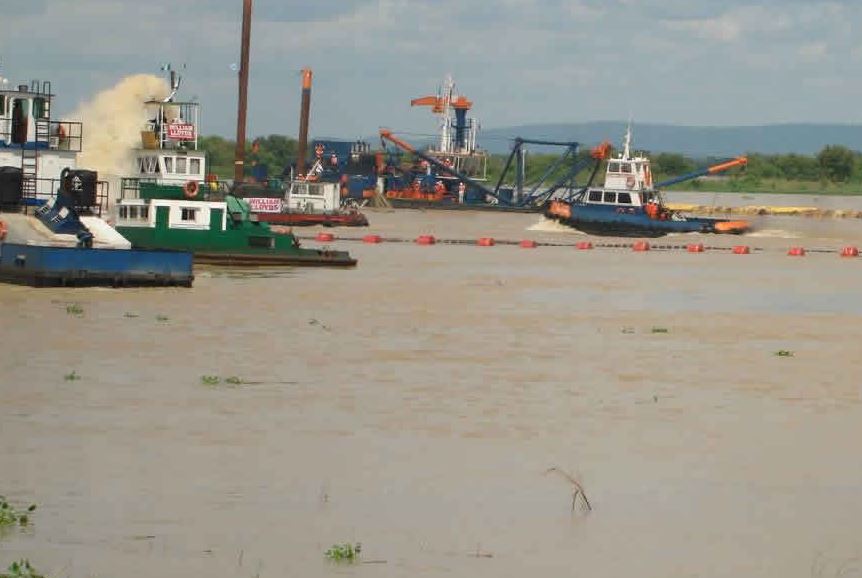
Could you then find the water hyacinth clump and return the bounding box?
[65,304,83,316]
[200,376,246,387]
[0,497,37,527]
[325,543,361,562]
[1,560,45,578]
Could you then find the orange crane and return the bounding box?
[410,94,473,113]
[409,76,476,153]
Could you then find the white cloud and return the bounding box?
[798,42,828,61]
[2,0,862,135]
[661,5,796,43]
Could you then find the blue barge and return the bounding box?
[0,243,193,287]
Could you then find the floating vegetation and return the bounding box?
[545,467,592,513]
[622,327,669,334]
[123,312,139,318]
[308,318,332,332]
[200,376,251,387]
[775,350,794,357]
[0,498,37,528]
[325,543,361,562]
[200,375,293,388]
[65,304,83,316]
[155,315,169,322]
[1,560,45,578]
[63,371,81,382]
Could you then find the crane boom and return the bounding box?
[653,156,748,189]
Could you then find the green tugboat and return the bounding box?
[116,181,355,266]
[114,67,355,267]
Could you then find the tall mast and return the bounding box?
[622,120,632,160]
[296,68,313,177]
[234,0,253,183]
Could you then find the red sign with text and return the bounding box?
[167,122,196,141]
[246,198,283,213]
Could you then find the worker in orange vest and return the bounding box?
[644,199,659,219]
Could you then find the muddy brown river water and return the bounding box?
[2,207,862,578]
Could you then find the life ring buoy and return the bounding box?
[0,220,7,241]
[183,180,199,199]
[625,175,636,189]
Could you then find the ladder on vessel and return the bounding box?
[20,120,51,196]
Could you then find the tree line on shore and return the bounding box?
[200,134,861,192]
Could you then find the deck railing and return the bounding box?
[2,176,109,216]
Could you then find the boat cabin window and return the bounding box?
[608,162,620,173]
[190,158,201,175]
[620,163,632,174]
[588,190,602,202]
[119,205,148,220]
[180,207,198,222]
[164,157,174,174]
[139,156,160,174]
[176,157,187,174]
[0,96,5,116]
[303,184,323,197]
[603,191,617,203]
[617,192,632,204]
[33,97,48,119]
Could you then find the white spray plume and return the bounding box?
[68,74,170,187]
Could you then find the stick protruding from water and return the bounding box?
[545,466,592,512]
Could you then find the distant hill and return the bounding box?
[477,122,862,158]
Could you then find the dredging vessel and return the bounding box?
[0,76,193,287]
[544,128,751,237]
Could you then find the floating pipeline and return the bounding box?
[665,203,862,219]
[288,232,860,257]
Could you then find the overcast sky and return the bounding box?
[2,0,861,141]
